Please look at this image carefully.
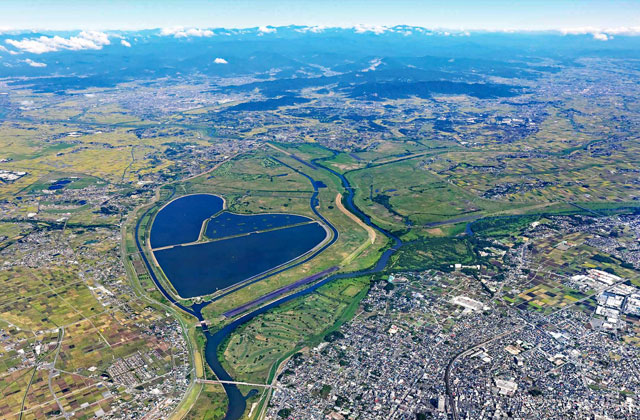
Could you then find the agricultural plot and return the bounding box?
[434,149,640,205]
[502,230,639,312]
[528,232,639,279]
[0,368,35,419]
[0,223,191,419]
[0,268,89,331]
[418,100,640,206]
[0,222,30,243]
[515,281,583,312]
[0,99,201,201]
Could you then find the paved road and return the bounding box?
[445,328,521,420]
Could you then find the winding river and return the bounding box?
[134,150,404,420]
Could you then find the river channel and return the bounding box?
[134,151,404,420]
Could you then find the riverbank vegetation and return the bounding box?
[220,275,370,384]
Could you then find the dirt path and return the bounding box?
[336,193,376,244]
[265,142,292,156]
[335,193,377,266]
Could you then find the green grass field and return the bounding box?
[387,237,478,272]
[182,383,228,420]
[220,275,370,384]
[196,147,388,319]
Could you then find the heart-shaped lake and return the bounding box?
[150,194,328,298]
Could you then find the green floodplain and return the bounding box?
[124,138,640,419]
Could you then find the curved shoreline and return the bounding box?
[150,190,337,301]
[134,149,404,420]
[155,220,332,300]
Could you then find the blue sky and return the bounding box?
[0,0,637,31]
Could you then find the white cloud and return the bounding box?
[308,26,327,33]
[184,28,214,37]
[120,39,131,47]
[80,30,109,45]
[213,57,228,64]
[295,26,327,34]
[561,26,600,35]
[24,58,46,67]
[560,26,640,40]
[258,26,276,34]
[0,45,8,52]
[5,31,110,54]
[602,26,640,35]
[160,27,181,36]
[353,24,388,35]
[160,27,214,38]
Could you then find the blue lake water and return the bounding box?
[150,194,224,249]
[154,222,327,298]
[136,152,403,420]
[48,179,72,190]
[205,212,312,239]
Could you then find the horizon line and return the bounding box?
[1,24,639,36]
